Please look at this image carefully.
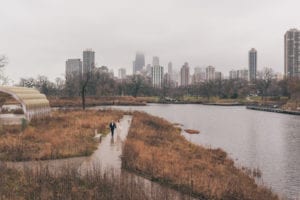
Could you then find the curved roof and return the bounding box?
[0,86,51,121]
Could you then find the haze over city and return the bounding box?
[1,0,300,82]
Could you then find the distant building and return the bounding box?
[151,65,164,88]
[206,66,215,81]
[133,52,145,74]
[83,49,95,75]
[173,71,180,87]
[249,48,257,81]
[229,70,238,80]
[98,66,109,73]
[237,69,249,81]
[229,69,249,81]
[275,72,284,81]
[180,62,190,86]
[132,61,136,74]
[215,71,222,80]
[65,58,82,78]
[145,64,152,77]
[152,56,160,66]
[118,68,126,79]
[193,67,206,83]
[284,28,300,78]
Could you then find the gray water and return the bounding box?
[98,104,300,200]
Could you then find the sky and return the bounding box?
[1,0,300,83]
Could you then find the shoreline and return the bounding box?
[122,111,279,200]
[246,105,300,115]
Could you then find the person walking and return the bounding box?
[109,121,117,137]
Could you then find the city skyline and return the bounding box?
[1,0,300,82]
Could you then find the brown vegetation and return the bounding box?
[122,112,279,200]
[0,109,123,161]
[49,96,146,107]
[0,163,184,200]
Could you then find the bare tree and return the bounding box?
[0,55,8,85]
[288,77,300,107]
[256,67,274,101]
[130,75,143,98]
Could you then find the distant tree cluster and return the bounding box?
[0,55,8,85]
[14,67,300,106]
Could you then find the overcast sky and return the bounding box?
[1,0,300,83]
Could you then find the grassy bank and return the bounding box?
[0,163,182,200]
[0,109,123,161]
[49,96,147,107]
[122,112,279,200]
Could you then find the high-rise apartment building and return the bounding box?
[180,62,190,86]
[133,52,145,74]
[206,66,215,81]
[229,69,249,81]
[237,69,249,81]
[249,48,257,81]
[118,68,126,79]
[284,28,300,78]
[65,59,82,78]
[166,62,173,83]
[151,65,164,88]
[83,49,95,74]
[229,70,238,80]
[193,67,206,83]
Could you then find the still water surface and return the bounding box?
[101,104,300,200]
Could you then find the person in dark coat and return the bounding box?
[109,121,117,137]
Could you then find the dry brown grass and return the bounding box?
[123,112,279,200]
[0,163,187,200]
[49,96,146,107]
[0,109,123,161]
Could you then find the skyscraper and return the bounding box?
[83,49,95,74]
[168,62,173,75]
[249,48,257,81]
[151,65,164,88]
[166,62,173,84]
[65,58,82,78]
[180,62,190,86]
[193,67,206,83]
[152,56,159,66]
[133,52,145,74]
[284,28,300,78]
[206,66,215,81]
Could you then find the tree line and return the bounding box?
[15,68,300,103]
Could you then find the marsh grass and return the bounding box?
[0,162,188,200]
[49,96,146,107]
[0,109,123,161]
[123,111,279,200]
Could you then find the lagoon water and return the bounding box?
[100,104,300,200]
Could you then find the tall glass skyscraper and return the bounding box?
[180,62,190,86]
[133,52,145,74]
[248,48,257,82]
